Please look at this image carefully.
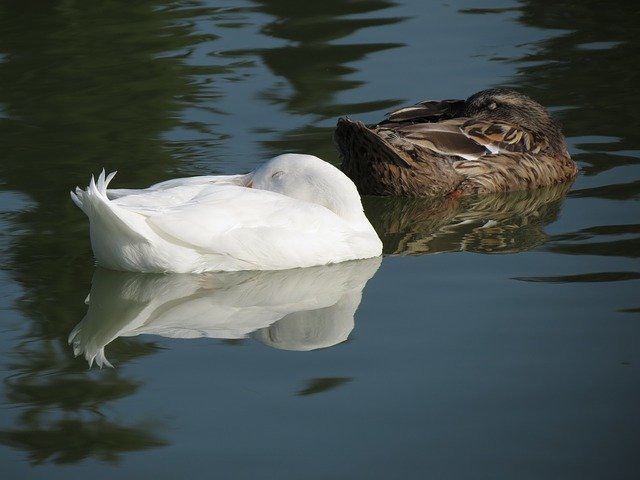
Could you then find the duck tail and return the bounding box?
[73,170,146,236]
[335,117,412,164]
[334,117,417,195]
[70,169,117,214]
[72,170,151,270]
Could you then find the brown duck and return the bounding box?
[334,89,578,196]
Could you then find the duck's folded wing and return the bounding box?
[384,99,465,123]
[107,173,251,200]
[144,186,356,269]
[461,119,548,154]
[379,116,548,161]
[385,120,491,160]
[109,174,254,212]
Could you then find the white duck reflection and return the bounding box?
[69,257,381,367]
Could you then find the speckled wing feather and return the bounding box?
[376,116,573,193]
[381,120,490,160]
[461,120,548,154]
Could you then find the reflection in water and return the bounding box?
[253,0,403,117]
[502,0,640,177]
[0,1,239,465]
[544,224,640,258]
[70,258,381,367]
[515,271,640,283]
[249,0,404,159]
[1,338,166,464]
[297,377,352,396]
[496,1,640,259]
[0,416,167,466]
[366,182,572,255]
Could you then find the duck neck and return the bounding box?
[324,184,373,231]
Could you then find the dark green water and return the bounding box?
[1,1,638,477]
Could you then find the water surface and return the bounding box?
[1,1,638,478]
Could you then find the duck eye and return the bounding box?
[271,171,284,179]
[488,102,498,110]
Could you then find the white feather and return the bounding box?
[72,154,382,273]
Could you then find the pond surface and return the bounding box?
[1,1,639,478]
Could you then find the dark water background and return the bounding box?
[1,1,638,478]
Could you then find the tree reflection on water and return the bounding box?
[0,0,218,464]
[250,0,404,159]
[503,0,640,259]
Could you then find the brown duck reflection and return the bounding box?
[366,181,573,255]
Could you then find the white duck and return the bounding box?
[71,154,382,273]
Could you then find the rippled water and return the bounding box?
[1,1,638,478]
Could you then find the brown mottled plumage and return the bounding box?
[334,89,578,196]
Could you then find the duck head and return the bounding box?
[461,88,568,155]
[251,153,370,225]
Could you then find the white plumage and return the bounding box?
[71,154,382,273]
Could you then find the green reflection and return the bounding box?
[253,0,403,116]
[503,0,640,178]
[248,0,405,159]
[0,0,232,464]
[0,418,167,465]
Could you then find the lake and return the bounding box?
[1,0,638,478]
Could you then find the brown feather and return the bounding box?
[461,120,548,154]
[334,89,577,196]
[390,122,489,159]
[385,99,465,123]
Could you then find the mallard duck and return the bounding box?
[71,154,382,273]
[334,88,578,196]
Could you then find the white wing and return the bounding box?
[122,184,366,270]
[107,173,251,200]
[73,171,379,272]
